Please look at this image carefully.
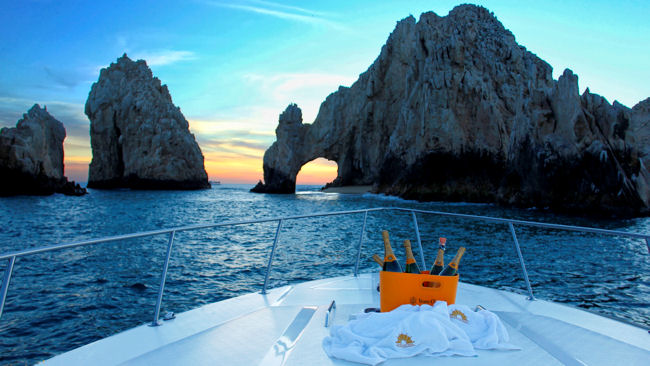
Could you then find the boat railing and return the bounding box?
[1,206,648,327]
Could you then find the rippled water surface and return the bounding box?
[1,184,649,364]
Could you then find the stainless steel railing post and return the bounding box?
[411,211,426,270]
[262,220,283,295]
[508,223,535,300]
[645,237,650,254]
[353,211,368,277]
[151,231,176,326]
[0,256,16,320]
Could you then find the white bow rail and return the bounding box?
[1,207,649,327]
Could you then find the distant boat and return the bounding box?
[210,181,221,185]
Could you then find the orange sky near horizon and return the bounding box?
[63,143,339,186]
[60,112,341,186]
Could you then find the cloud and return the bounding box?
[208,150,261,161]
[246,0,335,17]
[200,0,344,30]
[90,49,196,79]
[242,72,356,122]
[198,135,268,160]
[186,72,356,134]
[43,66,83,89]
[0,97,29,126]
[37,101,89,139]
[203,137,268,151]
[217,129,275,138]
[244,72,355,98]
[130,50,197,66]
[190,117,274,134]
[63,139,90,152]
[0,97,87,128]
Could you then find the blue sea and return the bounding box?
[1,184,649,364]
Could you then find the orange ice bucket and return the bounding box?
[379,271,459,312]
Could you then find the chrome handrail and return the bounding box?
[1,206,648,325]
[0,208,384,260]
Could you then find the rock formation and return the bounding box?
[0,104,86,196]
[252,4,650,216]
[86,54,209,190]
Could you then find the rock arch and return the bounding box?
[251,104,374,193]
[252,5,650,217]
[296,157,338,185]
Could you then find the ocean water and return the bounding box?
[0,184,649,364]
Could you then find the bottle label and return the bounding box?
[386,254,396,261]
[406,258,416,264]
[450,262,458,269]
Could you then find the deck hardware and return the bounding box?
[262,219,283,295]
[353,211,368,277]
[508,223,535,301]
[151,230,176,327]
[260,306,317,365]
[325,300,336,327]
[163,311,175,321]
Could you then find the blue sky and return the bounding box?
[1,0,649,183]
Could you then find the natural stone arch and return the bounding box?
[251,103,374,193]
[296,157,338,185]
[251,5,650,216]
[252,104,335,193]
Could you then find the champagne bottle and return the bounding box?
[439,247,466,276]
[381,230,402,272]
[402,240,421,273]
[372,254,384,267]
[430,237,446,275]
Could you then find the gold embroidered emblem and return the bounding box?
[450,309,468,323]
[395,333,415,348]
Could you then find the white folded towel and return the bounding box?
[322,302,519,365]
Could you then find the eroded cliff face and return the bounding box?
[0,104,85,196]
[86,54,209,190]
[253,4,650,216]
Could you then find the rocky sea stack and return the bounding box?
[86,54,209,190]
[0,104,86,196]
[253,4,650,217]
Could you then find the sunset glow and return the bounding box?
[296,158,338,185]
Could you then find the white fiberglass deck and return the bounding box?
[43,272,650,366]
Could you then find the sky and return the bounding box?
[1,0,649,185]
